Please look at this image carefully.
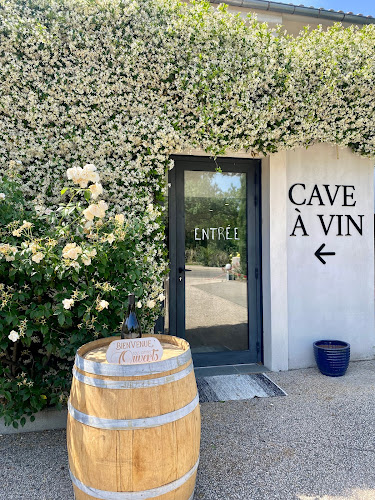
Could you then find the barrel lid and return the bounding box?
[84,340,185,363]
[75,334,192,376]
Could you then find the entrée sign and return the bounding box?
[106,338,164,365]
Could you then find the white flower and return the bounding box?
[66,164,100,188]
[107,233,115,244]
[158,294,165,302]
[89,183,103,200]
[136,301,142,308]
[0,193,5,200]
[83,200,108,221]
[29,241,39,253]
[81,255,91,266]
[8,330,19,342]
[115,214,125,225]
[0,244,17,261]
[96,299,109,311]
[32,252,44,263]
[22,221,32,229]
[62,243,82,260]
[62,298,74,310]
[87,248,97,257]
[147,299,156,308]
[69,261,81,271]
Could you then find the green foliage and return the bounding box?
[0,173,166,427]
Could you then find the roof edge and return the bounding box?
[209,0,375,25]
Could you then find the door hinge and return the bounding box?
[255,268,259,279]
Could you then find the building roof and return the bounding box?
[210,0,375,24]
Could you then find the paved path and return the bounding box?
[1,360,375,499]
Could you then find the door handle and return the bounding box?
[178,267,192,273]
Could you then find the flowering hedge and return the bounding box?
[0,0,374,426]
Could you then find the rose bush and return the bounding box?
[0,165,167,427]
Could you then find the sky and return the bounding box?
[275,0,375,17]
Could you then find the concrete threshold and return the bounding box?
[194,363,269,378]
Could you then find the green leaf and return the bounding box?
[4,391,11,401]
[84,190,91,202]
[41,325,49,335]
[61,187,69,195]
[58,314,65,326]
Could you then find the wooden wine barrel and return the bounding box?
[67,334,201,500]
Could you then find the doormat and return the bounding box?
[196,373,287,402]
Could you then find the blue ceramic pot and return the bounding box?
[313,340,350,377]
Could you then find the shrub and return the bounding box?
[0,165,166,427]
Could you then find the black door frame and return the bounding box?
[168,155,262,367]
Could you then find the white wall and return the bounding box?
[261,153,289,371]
[285,144,374,368]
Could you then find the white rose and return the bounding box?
[99,300,109,309]
[83,205,96,221]
[32,252,44,263]
[81,255,91,266]
[8,330,19,342]
[115,214,125,225]
[0,193,5,200]
[67,166,88,188]
[84,163,96,172]
[83,164,100,184]
[97,200,108,218]
[87,248,97,257]
[83,201,107,220]
[62,298,74,309]
[62,243,82,260]
[147,300,156,308]
[136,301,142,308]
[158,294,165,302]
[107,233,115,244]
[89,183,103,200]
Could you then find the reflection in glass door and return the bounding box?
[169,156,261,367]
[184,171,248,354]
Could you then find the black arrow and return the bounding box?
[315,243,336,265]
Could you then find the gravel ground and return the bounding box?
[1,360,375,500]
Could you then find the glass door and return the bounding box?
[169,156,261,367]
